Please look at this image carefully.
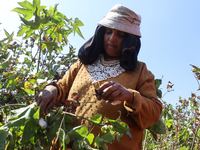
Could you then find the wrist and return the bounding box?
[126,90,134,103]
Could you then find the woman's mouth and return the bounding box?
[107,44,117,48]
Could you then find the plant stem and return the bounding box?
[142,129,148,150]
[0,104,26,109]
[191,121,200,150]
[54,114,65,144]
[49,107,63,123]
[36,30,43,74]
[62,111,101,126]
[161,89,174,100]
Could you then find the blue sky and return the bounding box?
[1,0,200,107]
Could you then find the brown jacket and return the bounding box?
[53,60,162,150]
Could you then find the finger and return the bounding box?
[36,92,43,106]
[34,93,39,103]
[97,81,115,94]
[104,89,121,100]
[101,84,120,99]
[39,97,51,117]
[45,97,56,114]
[101,86,117,99]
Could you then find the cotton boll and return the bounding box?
[39,118,47,129]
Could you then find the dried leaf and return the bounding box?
[191,93,196,98]
[71,93,80,100]
[167,81,174,89]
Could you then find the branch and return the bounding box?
[54,114,65,145]
[192,72,200,89]
[62,111,101,126]
[0,104,27,109]
[36,30,43,74]
[191,122,200,150]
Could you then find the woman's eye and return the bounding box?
[106,29,112,34]
[118,32,126,37]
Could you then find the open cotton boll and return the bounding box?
[39,118,47,129]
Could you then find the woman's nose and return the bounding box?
[109,33,117,41]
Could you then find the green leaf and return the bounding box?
[40,9,50,24]
[23,29,35,39]
[12,7,32,15]
[58,33,62,43]
[4,29,14,43]
[191,64,200,72]
[39,6,47,11]
[44,41,58,54]
[150,119,166,134]
[156,89,162,99]
[58,128,65,148]
[18,1,34,11]
[7,117,26,129]
[155,79,162,89]
[33,107,40,120]
[21,116,39,143]
[21,87,35,95]
[65,134,70,145]
[19,9,40,30]
[100,144,108,150]
[165,119,173,128]
[53,64,60,72]
[73,24,84,39]
[56,12,66,19]
[94,136,105,147]
[17,24,30,36]
[24,13,34,20]
[28,78,36,84]
[54,3,59,14]
[36,71,46,79]
[64,115,73,124]
[0,52,10,61]
[86,133,94,145]
[9,102,36,121]
[0,60,9,68]
[67,125,88,140]
[106,118,130,133]
[0,129,9,150]
[94,136,108,149]
[23,57,31,68]
[180,146,187,150]
[72,140,86,150]
[75,18,84,26]
[101,132,115,144]
[89,114,102,124]
[7,131,14,150]
[46,113,64,144]
[33,0,40,8]
[116,132,123,142]
[9,79,17,91]
[74,125,88,137]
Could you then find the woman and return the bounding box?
[36,4,162,150]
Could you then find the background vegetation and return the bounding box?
[0,0,199,149]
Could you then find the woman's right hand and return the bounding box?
[35,85,58,117]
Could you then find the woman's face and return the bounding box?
[104,28,126,60]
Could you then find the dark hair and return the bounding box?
[78,24,141,71]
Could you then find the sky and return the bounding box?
[0,0,200,107]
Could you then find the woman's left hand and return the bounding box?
[96,81,134,104]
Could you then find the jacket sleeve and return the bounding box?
[48,61,82,103]
[123,63,163,129]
